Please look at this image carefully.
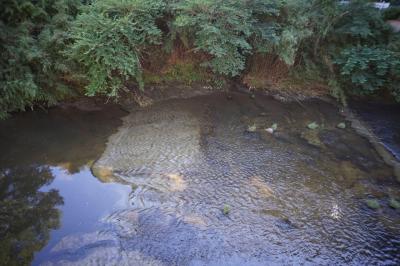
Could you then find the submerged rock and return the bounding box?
[337,122,346,129]
[222,205,230,215]
[246,124,257,132]
[389,198,400,209]
[301,130,323,147]
[307,122,319,130]
[265,128,274,134]
[276,217,298,230]
[91,165,114,182]
[366,199,380,210]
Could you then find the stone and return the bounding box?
[366,199,380,209]
[337,122,346,129]
[265,128,274,134]
[246,124,257,132]
[307,122,319,130]
[223,205,230,215]
[301,130,322,147]
[389,198,400,209]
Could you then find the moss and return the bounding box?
[246,124,257,132]
[222,205,230,215]
[131,184,138,192]
[339,161,364,182]
[301,130,322,147]
[366,199,380,209]
[389,198,400,209]
[307,122,319,130]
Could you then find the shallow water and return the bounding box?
[0,93,399,265]
[351,101,400,161]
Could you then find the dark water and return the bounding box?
[0,93,399,265]
[0,104,129,265]
[351,101,400,161]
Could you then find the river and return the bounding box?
[0,92,399,265]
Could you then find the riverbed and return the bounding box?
[0,92,399,265]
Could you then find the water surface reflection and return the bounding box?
[0,103,128,265]
[0,95,399,265]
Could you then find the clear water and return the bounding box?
[0,93,399,265]
[351,101,400,161]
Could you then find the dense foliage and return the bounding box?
[1,0,400,116]
[0,0,81,118]
[173,0,254,76]
[68,0,165,96]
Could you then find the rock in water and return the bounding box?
[307,122,319,130]
[265,128,274,134]
[389,198,400,209]
[337,122,346,129]
[246,124,257,132]
[366,199,380,209]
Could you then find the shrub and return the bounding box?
[384,6,400,20]
[173,0,255,76]
[334,46,400,99]
[2,0,400,118]
[0,0,80,119]
[259,0,313,66]
[68,0,165,97]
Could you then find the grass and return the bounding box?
[143,62,211,86]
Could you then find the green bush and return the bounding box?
[0,0,80,119]
[383,6,400,20]
[1,0,400,118]
[334,46,400,98]
[173,0,255,76]
[253,0,313,66]
[68,0,165,96]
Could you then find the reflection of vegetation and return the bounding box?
[0,166,63,265]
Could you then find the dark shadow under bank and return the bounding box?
[350,100,400,161]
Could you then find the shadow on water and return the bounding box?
[351,100,400,161]
[0,103,128,265]
[0,93,400,265]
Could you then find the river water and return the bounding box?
[0,92,399,265]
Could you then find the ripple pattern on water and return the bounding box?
[73,93,400,265]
